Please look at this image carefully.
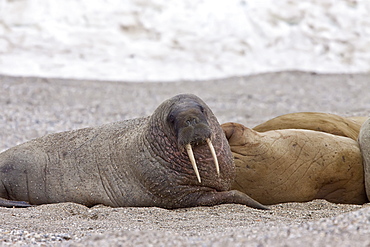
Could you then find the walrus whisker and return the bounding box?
[185,143,201,183]
[206,138,220,177]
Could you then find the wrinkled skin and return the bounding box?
[0,94,266,209]
[223,122,367,205]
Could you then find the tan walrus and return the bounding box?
[252,112,365,140]
[223,112,368,205]
[359,117,370,201]
[0,94,267,209]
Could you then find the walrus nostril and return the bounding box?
[186,118,198,126]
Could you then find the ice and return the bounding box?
[0,0,369,82]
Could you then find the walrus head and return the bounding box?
[149,94,230,185]
[166,98,220,183]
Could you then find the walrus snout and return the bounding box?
[168,106,211,147]
[177,122,211,147]
[167,106,220,183]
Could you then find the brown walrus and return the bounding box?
[0,94,267,209]
[223,112,368,205]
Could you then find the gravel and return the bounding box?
[1,71,370,246]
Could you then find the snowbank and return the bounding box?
[0,0,369,81]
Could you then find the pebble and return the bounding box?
[0,229,73,245]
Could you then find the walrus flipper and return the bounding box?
[191,190,269,210]
[0,197,32,208]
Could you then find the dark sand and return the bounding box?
[1,71,370,246]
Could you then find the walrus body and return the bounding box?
[359,117,370,201]
[223,120,367,205]
[0,94,266,209]
[253,112,364,140]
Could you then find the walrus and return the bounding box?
[253,112,365,140]
[359,117,370,201]
[0,94,267,209]
[222,112,369,205]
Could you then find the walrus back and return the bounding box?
[0,117,151,206]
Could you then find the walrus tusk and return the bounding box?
[206,138,220,177]
[185,143,201,183]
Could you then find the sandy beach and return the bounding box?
[1,71,370,246]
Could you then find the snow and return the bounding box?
[0,0,369,82]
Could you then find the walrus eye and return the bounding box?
[167,113,175,125]
[199,105,205,113]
